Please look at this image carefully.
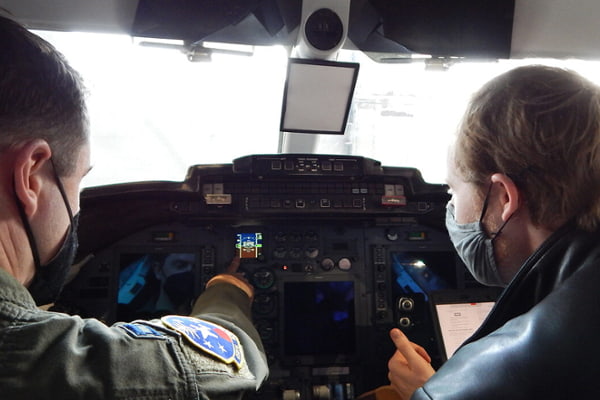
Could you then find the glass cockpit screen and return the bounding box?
[117,252,197,320]
[283,281,356,358]
[236,232,263,259]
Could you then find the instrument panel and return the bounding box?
[57,154,479,399]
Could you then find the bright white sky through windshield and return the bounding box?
[35,30,600,188]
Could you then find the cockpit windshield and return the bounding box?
[35,30,600,188]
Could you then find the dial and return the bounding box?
[252,268,275,290]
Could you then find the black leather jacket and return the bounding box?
[412,224,600,399]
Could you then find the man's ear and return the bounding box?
[490,173,520,222]
[12,140,52,217]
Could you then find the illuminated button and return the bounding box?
[407,231,427,241]
[320,198,331,208]
[381,195,407,206]
[152,231,175,242]
[338,257,352,271]
[204,194,232,205]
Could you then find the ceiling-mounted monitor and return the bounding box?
[280,58,359,135]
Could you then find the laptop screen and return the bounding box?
[429,288,501,361]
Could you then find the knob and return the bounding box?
[253,293,275,315]
[398,297,415,312]
[398,317,411,328]
[386,228,400,241]
[252,268,275,290]
[320,257,335,271]
[305,247,319,258]
[338,257,352,271]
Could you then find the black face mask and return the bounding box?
[17,160,79,305]
[163,271,194,307]
[26,213,79,305]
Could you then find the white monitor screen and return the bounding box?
[280,58,359,135]
[435,301,495,358]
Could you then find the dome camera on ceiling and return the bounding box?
[296,0,350,60]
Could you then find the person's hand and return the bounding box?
[205,256,254,301]
[387,328,435,399]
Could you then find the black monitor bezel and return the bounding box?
[279,275,359,367]
[279,58,360,135]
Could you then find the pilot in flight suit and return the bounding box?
[0,13,268,400]
[0,268,268,399]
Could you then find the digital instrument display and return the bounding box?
[116,252,197,320]
[236,232,263,259]
[283,281,356,359]
[391,252,452,300]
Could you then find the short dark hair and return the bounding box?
[0,13,88,176]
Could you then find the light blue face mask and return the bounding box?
[445,187,510,287]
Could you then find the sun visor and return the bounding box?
[132,0,292,43]
[131,0,513,59]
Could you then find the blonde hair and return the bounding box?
[455,65,600,231]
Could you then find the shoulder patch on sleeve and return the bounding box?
[161,315,244,369]
[119,322,167,339]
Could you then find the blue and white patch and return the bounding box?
[161,316,244,369]
[119,322,166,339]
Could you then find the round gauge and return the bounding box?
[252,293,276,315]
[252,268,275,290]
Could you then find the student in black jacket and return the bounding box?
[388,65,600,399]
